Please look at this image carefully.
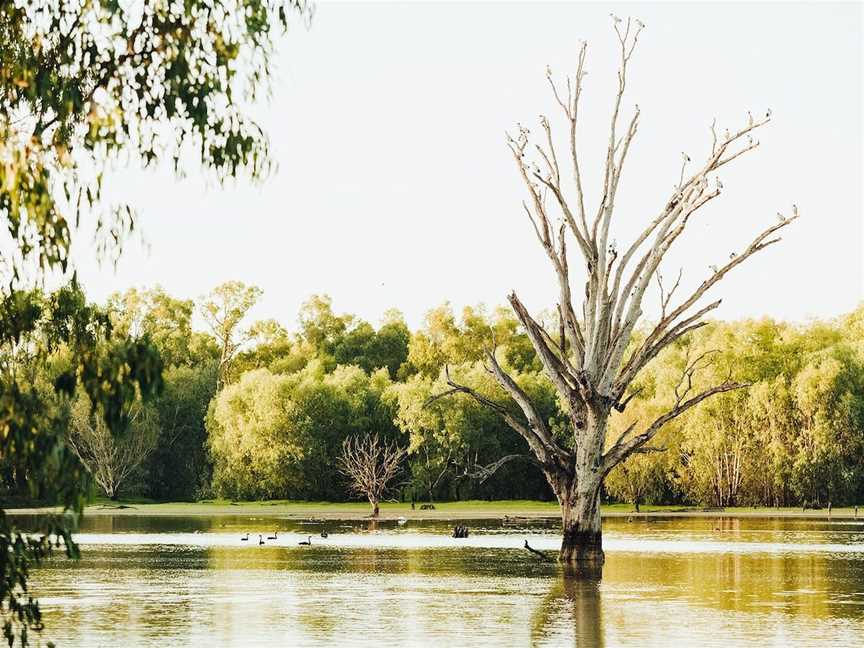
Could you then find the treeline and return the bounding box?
[4,281,863,508]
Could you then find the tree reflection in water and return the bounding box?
[531,569,604,647]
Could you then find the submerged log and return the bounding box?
[524,539,555,562]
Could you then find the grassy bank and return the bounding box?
[6,499,863,520]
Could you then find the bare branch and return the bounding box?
[602,380,747,473]
[337,434,407,515]
[429,364,567,466]
[461,454,541,483]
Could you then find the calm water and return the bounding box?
[23,515,864,647]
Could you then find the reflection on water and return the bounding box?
[22,516,864,647]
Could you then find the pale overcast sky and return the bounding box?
[74,1,862,331]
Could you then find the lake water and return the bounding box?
[25,515,864,647]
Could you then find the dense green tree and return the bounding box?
[144,362,218,501]
[405,304,539,378]
[296,296,410,378]
[207,368,307,499]
[392,350,557,502]
[234,319,314,377]
[0,0,310,642]
[200,282,263,389]
[207,363,401,501]
[298,295,351,359]
[108,287,219,368]
[603,316,864,509]
[0,284,162,644]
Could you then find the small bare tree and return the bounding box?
[438,16,797,565]
[338,434,406,518]
[67,394,159,499]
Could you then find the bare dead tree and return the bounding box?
[338,434,407,518]
[438,16,797,565]
[66,394,159,500]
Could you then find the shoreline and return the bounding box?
[4,500,861,521]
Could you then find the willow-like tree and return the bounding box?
[439,17,797,566]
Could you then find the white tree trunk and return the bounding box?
[438,16,795,571]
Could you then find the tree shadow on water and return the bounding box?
[530,568,604,647]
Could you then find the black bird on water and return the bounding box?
[320,529,329,538]
[267,531,278,540]
[240,533,249,542]
[299,536,312,546]
[258,535,265,545]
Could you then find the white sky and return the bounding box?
[74,1,863,331]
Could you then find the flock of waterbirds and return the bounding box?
[235,522,561,560]
[237,523,475,546]
[239,530,327,546]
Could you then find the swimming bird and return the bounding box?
[320,529,329,538]
[397,517,407,525]
[258,535,265,545]
[240,533,249,542]
[299,536,312,546]
[267,531,278,540]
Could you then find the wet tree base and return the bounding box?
[559,528,604,567]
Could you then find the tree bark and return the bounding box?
[370,499,380,518]
[558,482,604,565]
[548,439,605,566]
